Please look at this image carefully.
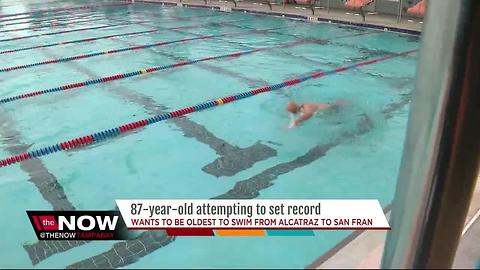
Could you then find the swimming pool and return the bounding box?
[0,0,419,268]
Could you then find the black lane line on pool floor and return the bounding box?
[0,29,105,266]
[0,108,89,265]
[20,32,277,265]
[0,19,84,223]
[0,109,75,211]
[66,94,412,269]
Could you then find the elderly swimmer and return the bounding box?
[286,100,346,128]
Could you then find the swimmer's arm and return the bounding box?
[293,111,314,126]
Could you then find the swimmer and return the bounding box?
[286,100,345,128]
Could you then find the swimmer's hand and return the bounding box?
[287,113,297,129]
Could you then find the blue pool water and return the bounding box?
[0,0,419,268]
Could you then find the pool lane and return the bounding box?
[66,94,411,269]
[0,31,373,105]
[0,48,417,168]
[0,19,251,55]
[0,25,292,73]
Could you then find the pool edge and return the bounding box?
[133,0,421,36]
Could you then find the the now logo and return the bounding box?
[26,210,131,241]
[58,215,118,231]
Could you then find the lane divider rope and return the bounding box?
[0,10,111,27]
[0,49,418,168]
[0,25,289,73]
[0,4,217,27]
[0,19,248,55]
[0,15,126,33]
[0,11,225,34]
[0,2,177,24]
[0,3,202,27]
[0,20,151,43]
[0,11,238,43]
[0,7,121,25]
[0,1,131,19]
[0,2,176,26]
[0,32,370,104]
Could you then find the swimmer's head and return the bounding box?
[286,102,300,114]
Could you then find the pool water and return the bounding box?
[0,0,419,268]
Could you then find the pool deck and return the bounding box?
[136,0,422,34]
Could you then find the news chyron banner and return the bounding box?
[118,200,389,236]
[27,200,389,240]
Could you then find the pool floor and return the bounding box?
[0,0,419,268]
